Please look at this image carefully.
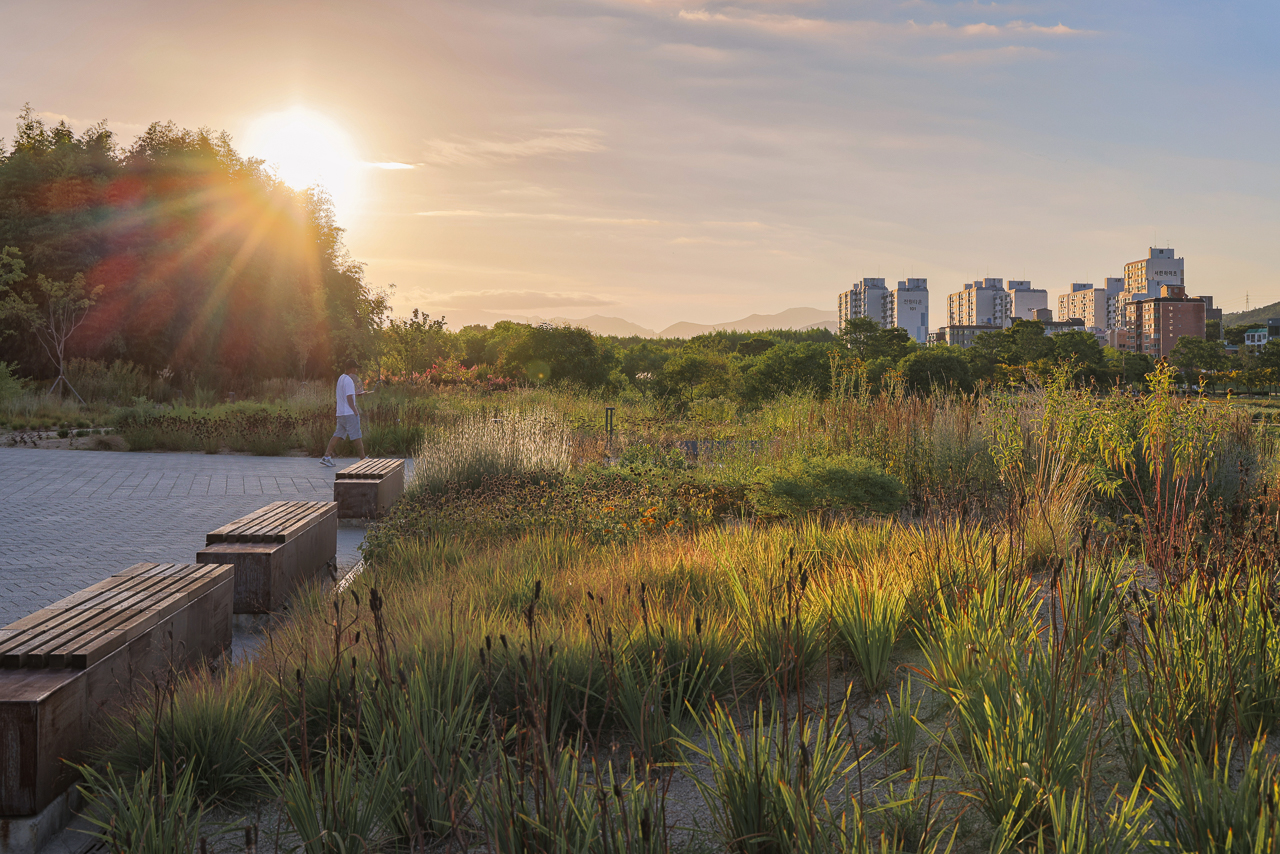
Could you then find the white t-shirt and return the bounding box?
[335,374,356,416]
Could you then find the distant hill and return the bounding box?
[657,307,836,338]
[436,305,838,339]
[1223,301,1280,328]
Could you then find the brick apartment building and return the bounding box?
[1129,284,1206,360]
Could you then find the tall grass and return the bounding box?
[410,408,572,494]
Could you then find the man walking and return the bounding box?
[321,359,370,466]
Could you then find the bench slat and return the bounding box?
[0,564,233,669]
[208,501,333,544]
[335,459,402,480]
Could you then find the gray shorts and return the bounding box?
[334,414,362,440]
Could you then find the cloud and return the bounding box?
[364,161,415,169]
[671,236,757,246]
[674,9,1091,41]
[430,290,619,310]
[416,210,664,225]
[421,129,606,166]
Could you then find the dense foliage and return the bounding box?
[0,108,383,384]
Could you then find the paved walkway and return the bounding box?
[0,448,385,627]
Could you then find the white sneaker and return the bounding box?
[320,456,336,467]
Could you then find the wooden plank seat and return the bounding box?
[333,458,405,520]
[197,500,337,614]
[0,563,234,818]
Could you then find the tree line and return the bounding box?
[0,107,383,386]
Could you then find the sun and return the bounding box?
[243,107,361,217]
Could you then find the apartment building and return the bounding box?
[937,325,1000,348]
[1057,279,1124,331]
[837,277,930,343]
[1006,280,1049,323]
[891,278,930,344]
[838,278,890,328]
[1123,247,1184,326]
[1129,284,1206,360]
[948,279,1009,328]
[946,278,1045,329]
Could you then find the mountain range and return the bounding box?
[436,306,839,338]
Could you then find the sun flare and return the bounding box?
[243,107,361,217]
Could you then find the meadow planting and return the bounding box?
[63,363,1280,854]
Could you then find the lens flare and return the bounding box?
[243,107,360,219]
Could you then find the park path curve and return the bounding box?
[0,447,382,628]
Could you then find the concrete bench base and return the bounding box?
[198,502,337,614]
[0,784,81,854]
[0,564,233,820]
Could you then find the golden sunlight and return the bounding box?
[243,107,361,217]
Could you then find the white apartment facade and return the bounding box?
[891,278,930,344]
[838,278,891,327]
[837,277,930,344]
[948,279,1009,328]
[1006,280,1049,323]
[947,278,1045,329]
[1057,278,1124,331]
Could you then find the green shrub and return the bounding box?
[0,361,23,403]
[1150,735,1280,853]
[684,701,852,854]
[98,671,278,806]
[756,454,906,517]
[826,579,906,692]
[78,762,209,853]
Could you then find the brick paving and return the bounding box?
[0,447,388,628]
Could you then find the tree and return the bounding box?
[661,346,737,405]
[1169,335,1226,380]
[897,347,973,393]
[1251,339,1280,372]
[964,330,1015,382]
[1104,347,1154,387]
[840,318,916,362]
[0,109,384,383]
[736,336,775,357]
[1009,320,1055,364]
[740,341,835,407]
[1051,330,1106,381]
[501,323,613,388]
[1224,325,1249,347]
[0,247,102,401]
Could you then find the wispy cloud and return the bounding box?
[430,289,618,310]
[416,210,664,225]
[364,161,415,169]
[421,129,606,166]
[675,9,1091,41]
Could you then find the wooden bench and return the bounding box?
[196,500,337,614]
[333,458,405,520]
[0,563,234,819]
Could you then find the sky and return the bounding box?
[3,0,1279,332]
